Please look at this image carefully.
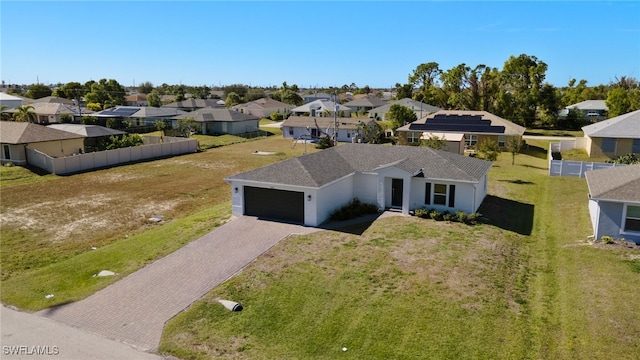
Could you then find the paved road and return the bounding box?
[1,305,165,360]
[36,216,318,352]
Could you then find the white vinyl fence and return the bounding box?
[548,140,624,177]
[26,136,198,175]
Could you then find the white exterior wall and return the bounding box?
[377,167,413,215]
[588,198,600,236]
[410,178,479,214]
[353,173,378,206]
[315,175,355,226]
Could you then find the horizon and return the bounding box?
[1,1,639,89]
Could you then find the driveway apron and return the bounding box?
[37,216,318,351]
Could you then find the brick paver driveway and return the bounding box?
[37,216,318,351]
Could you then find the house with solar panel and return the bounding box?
[395,110,526,154]
[225,143,492,226]
[91,106,187,127]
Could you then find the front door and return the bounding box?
[391,178,403,208]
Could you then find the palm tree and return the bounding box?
[13,105,36,122]
[0,105,10,120]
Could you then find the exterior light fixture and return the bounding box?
[307,194,312,201]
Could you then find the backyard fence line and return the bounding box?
[26,136,198,175]
[548,141,624,177]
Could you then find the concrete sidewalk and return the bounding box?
[37,217,318,351]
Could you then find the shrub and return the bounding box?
[4,162,15,167]
[429,209,442,221]
[330,198,379,221]
[601,235,615,244]
[414,208,428,218]
[442,211,454,221]
[455,210,468,223]
[607,153,640,165]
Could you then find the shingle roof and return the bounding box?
[585,164,640,202]
[47,124,126,138]
[5,102,78,116]
[32,96,74,105]
[582,109,640,139]
[0,121,84,144]
[343,95,387,108]
[131,107,186,118]
[174,107,259,122]
[369,98,440,115]
[281,116,375,130]
[397,110,526,136]
[566,100,608,111]
[225,143,492,188]
[290,99,350,113]
[162,99,223,109]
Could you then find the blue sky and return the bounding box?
[1,1,639,89]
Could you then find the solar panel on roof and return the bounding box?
[410,115,506,134]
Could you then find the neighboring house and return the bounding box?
[560,100,608,122]
[368,98,440,120]
[32,96,75,106]
[0,92,23,110]
[420,132,466,154]
[395,110,526,150]
[225,143,492,226]
[124,93,148,106]
[47,124,126,152]
[232,97,293,118]
[0,121,85,165]
[5,102,82,124]
[91,106,186,127]
[585,164,640,244]
[173,107,260,135]
[343,95,387,114]
[302,92,333,103]
[162,98,224,111]
[581,109,640,159]
[290,99,352,117]
[281,116,379,143]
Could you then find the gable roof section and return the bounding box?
[566,100,608,111]
[162,99,223,109]
[582,109,640,139]
[32,96,75,105]
[226,143,492,188]
[585,164,640,202]
[5,102,79,116]
[0,121,84,144]
[290,99,350,113]
[47,124,126,137]
[398,110,526,135]
[343,95,387,108]
[369,98,440,115]
[282,116,375,130]
[131,107,186,118]
[174,108,259,122]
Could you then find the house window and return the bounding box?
[3,145,10,160]
[408,132,421,143]
[465,134,478,147]
[288,127,293,136]
[425,182,456,207]
[624,205,640,232]
[632,139,640,154]
[601,138,616,153]
[498,135,506,148]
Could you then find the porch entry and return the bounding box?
[391,178,403,208]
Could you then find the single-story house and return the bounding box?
[585,164,640,244]
[225,143,492,226]
[281,116,380,143]
[560,100,608,122]
[32,96,75,106]
[47,124,126,152]
[343,95,387,114]
[173,107,260,135]
[0,92,23,110]
[5,102,82,124]
[162,98,224,111]
[232,97,293,118]
[290,99,352,117]
[368,98,440,121]
[0,121,85,165]
[124,93,148,107]
[91,106,187,127]
[395,110,526,149]
[581,109,640,159]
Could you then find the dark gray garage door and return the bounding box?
[244,186,305,224]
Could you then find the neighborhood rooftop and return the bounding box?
[0,121,85,144]
[225,143,492,188]
[403,110,526,135]
[582,109,640,138]
[585,164,640,202]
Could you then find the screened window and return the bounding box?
[601,138,616,153]
[632,139,640,154]
[408,132,421,143]
[3,145,10,160]
[433,184,447,205]
[288,128,294,136]
[465,134,478,147]
[425,182,456,208]
[624,205,640,232]
[498,135,506,148]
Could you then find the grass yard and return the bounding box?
[159,141,640,359]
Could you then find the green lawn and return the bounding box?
[159,146,640,359]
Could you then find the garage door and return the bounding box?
[244,186,305,224]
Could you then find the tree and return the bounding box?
[59,113,73,124]
[409,62,441,105]
[13,105,36,122]
[147,90,162,107]
[190,85,211,99]
[154,120,167,136]
[506,136,522,165]
[498,54,548,127]
[173,85,186,102]
[177,118,199,137]
[387,104,417,130]
[606,85,640,117]
[355,121,383,144]
[0,105,11,120]
[223,84,248,99]
[245,88,265,102]
[316,135,334,149]
[420,134,447,150]
[440,63,472,110]
[85,79,126,109]
[225,92,242,107]
[394,83,413,99]
[538,83,561,128]
[138,81,154,94]
[280,90,303,105]
[25,84,52,99]
[477,139,500,161]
